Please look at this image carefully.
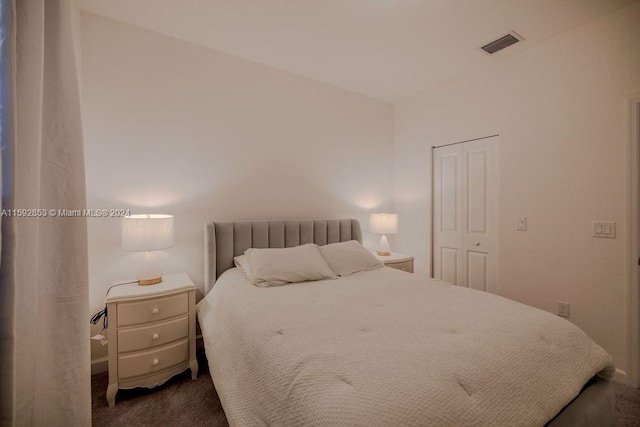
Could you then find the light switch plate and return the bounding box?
[517,217,527,231]
[592,221,616,238]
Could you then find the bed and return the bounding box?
[197,219,615,426]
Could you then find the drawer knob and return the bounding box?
[152,308,159,314]
[152,358,160,366]
[152,333,159,340]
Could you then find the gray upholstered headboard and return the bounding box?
[204,219,362,294]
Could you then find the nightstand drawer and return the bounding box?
[118,315,188,353]
[117,293,188,327]
[118,338,189,380]
[386,260,413,273]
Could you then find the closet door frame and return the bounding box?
[431,134,499,293]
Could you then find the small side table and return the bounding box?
[375,252,414,273]
[105,273,198,407]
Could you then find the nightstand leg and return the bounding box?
[106,383,117,407]
[190,359,199,380]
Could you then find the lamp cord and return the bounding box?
[90,307,108,331]
[89,280,139,332]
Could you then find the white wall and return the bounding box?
[82,12,393,362]
[393,3,640,380]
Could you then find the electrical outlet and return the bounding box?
[557,301,570,318]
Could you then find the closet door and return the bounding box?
[433,136,498,292]
[433,144,463,286]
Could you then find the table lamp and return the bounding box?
[121,214,174,285]
[370,213,398,256]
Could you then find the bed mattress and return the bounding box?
[197,267,614,426]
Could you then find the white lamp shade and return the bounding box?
[121,214,174,251]
[370,213,398,235]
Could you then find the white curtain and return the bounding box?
[0,0,90,425]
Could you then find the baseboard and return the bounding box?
[91,356,108,375]
[613,368,628,385]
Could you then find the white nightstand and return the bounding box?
[375,252,414,273]
[105,273,198,407]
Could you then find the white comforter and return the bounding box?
[197,267,614,427]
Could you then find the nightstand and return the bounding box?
[375,252,414,273]
[105,273,198,407]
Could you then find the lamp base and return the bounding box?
[138,277,162,286]
[137,252,163,286]
[377,235,392,257]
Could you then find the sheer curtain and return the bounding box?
[0,0,90,425]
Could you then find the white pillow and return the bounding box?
[319,240,383,277]
[234,254,251,276]
[245,244,337,287]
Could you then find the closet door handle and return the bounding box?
[474,242,480,246]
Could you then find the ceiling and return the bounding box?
[78,0,637,103]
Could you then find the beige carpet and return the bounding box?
[92,344,640,426]
[91,341,228,427]
[614,381,640,426]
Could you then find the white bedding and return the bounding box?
[197,267,614,427]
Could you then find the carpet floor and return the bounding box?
[92,345,640,426]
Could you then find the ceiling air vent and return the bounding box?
[481,32,522,55]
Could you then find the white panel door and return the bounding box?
[433,137,498,292]
[433,144,463,286]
